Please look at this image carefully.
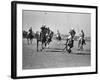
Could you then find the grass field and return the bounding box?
[23,38,91,69]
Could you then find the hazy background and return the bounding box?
[22,10,91,37]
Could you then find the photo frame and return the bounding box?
[11,1,98,79]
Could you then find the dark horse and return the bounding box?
[46,31,54,46]
[63,28,76,53]
[64,35,74,53]
[36,27,53,51]
[23,30,28,38]
[56,35,61,41]
[23,30,35,45]
[27,32,35,45]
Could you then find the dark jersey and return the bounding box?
[69,30,76,37]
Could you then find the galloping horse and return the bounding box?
[64,35,74,53]
[22,29,35,45]
[27,31,35,45]
[46,31,54,47]
[23,30,28,38]
[36,26,53,51]
[64,28,76,53]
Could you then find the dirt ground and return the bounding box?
[22,38,91,69]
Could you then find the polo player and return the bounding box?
[78,30,86,50]
[68,28,76,47]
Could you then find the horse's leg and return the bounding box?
[46,41,48,48]
[29,38,31,45]
[78,40,80,49]
[45,42,47,47]
[81,41,83,50]
[29,39,31,44]
[43,42,46,49]
[81,45,83,50]
[41,41,44,51]
[80,44,82,50]
[78,39,82,50]
[79,39,83,50]
[27,39,29,45]
[63,40,68,51]
[37,39,39,52]
[30,39,33,44]
[47,42,50,48]
[43,41,46,50]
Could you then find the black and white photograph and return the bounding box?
[22,10,91,69]
[11,1,97,79]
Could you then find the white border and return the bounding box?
[17,3,96,77]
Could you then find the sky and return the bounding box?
[22,10,91,36]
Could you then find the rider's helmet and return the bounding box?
[41,24,46,31]
[42,24,46,27]
[71,27,74,30]
[81,30,83,32]
[57,30,60,35]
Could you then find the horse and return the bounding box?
[26,31,35,45]
[46,31,54,47]
[23,30,28,38]
[35,31,47,51]
[22,30,35,45]
[64,35,74,53]
[36,28,53,51]
[78,37,86,50]
[56,35,61,41]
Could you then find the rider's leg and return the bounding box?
[41,41,44,51]
[37,40,39,51]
